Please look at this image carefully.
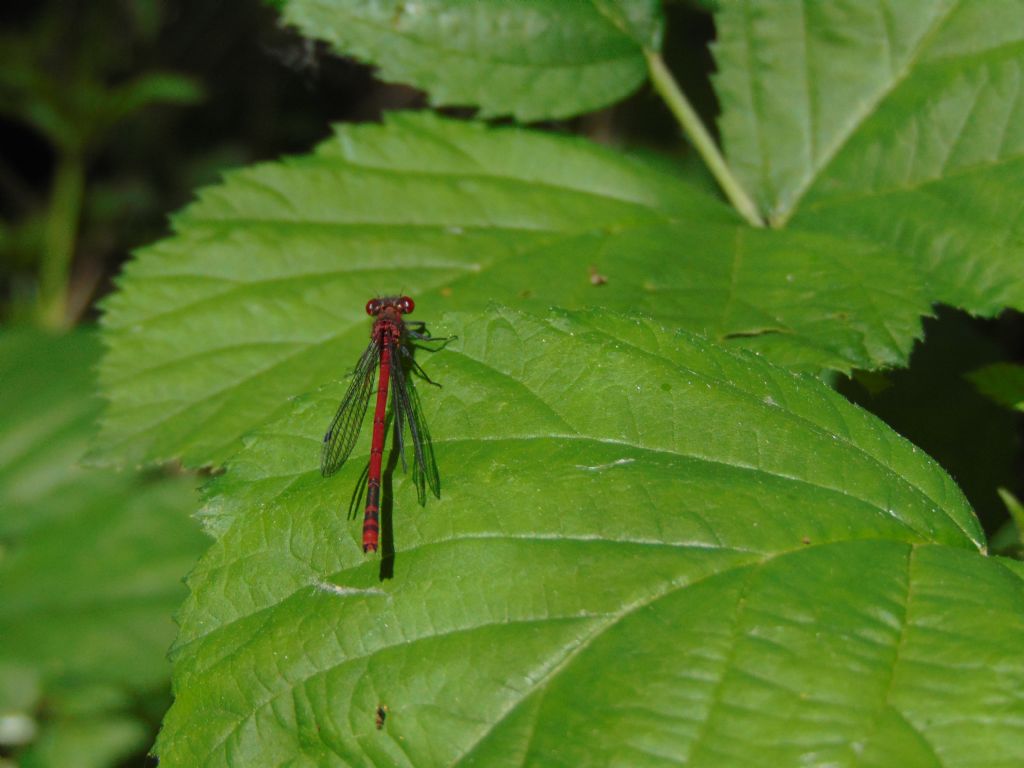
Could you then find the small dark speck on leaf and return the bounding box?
[588,265,608,286]
[519,289,532,299]
[801,537,811,545]
[375,705,388,730]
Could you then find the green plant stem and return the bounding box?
[645,50,764,228]
[38,152,85,330]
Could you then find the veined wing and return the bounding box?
[321,341,380,477]
[391,341,440,505]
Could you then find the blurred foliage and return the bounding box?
[990,488,1024,559]
[0,330,208,767]
[969,362,1024,412]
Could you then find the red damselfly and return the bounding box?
[321,296,448,553]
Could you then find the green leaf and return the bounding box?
[967,362,1024,411]
[154,309,1024,767]
[714,0,1024,314]
[96,112,930,469]
[280,0,663,120]
[0,330,208,765]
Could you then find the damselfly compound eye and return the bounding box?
[398,296,415,314]
[365,299,382,316]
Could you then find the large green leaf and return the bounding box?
[96,112,930,469]
[281,0,663,120]
[714,0,1024,313]
[155,309,1024,766]
[0,330,207,766]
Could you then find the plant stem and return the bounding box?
[645,50,764,228]
[38,151,85,330]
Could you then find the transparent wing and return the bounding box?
[390,341,441,504]
[320,341,380,477]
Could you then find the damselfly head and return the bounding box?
[366,296,415,316]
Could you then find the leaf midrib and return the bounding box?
[775,0,961,225]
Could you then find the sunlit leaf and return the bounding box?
[714,0,1024,315]
[154,309,1024,767]
[96,112,929,469]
